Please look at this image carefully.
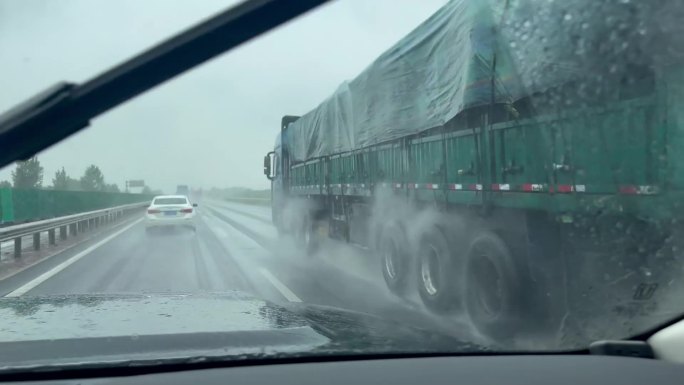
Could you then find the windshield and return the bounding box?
[1,0,684,369]
[153,197,188,205]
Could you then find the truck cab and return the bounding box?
[264,115,299,230]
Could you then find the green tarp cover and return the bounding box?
[286,0,684,162]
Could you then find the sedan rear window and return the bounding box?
[153,197,187,205]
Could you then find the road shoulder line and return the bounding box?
[258,267,302,302]
[0,216,142,284]
[5,218,143,297]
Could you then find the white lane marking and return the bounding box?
[211,226,228,239]
[204,210,300,302]
[5,218,144,297]
[204,212,261,251]
[259,268,302,303]
[195,236,224,290]
[201,214,231,240]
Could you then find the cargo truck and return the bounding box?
[263,0,684,342]
[176,185,190,196]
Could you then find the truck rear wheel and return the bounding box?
[417,227,462,311]
[379,222,410,296]
[464,231,523,340]
[298,214,318,256]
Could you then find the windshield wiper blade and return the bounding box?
[0,0,330,168]
[0,83,77,132]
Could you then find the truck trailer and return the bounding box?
[263,0,684,344]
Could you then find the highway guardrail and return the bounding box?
[224,197,270,206]
[0,201,149,259]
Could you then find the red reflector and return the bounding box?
[556,185,573,193]
[147,209,160,214]
[619,185,638,195]
[180,208,193,213]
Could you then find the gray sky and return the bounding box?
[0,0,447,193]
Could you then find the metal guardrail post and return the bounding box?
[59,225,67,240]
[33,233,40,250]
[48,229,56,245]
[14,237,21,259]
[70,222,78,236]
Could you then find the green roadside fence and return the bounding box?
[0,188,155,224]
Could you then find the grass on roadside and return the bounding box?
[207,187,271,207]
[224,196,270,206]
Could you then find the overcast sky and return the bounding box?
[0,0,447,193]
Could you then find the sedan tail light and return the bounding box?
[147,209,161,214]
[180,208,193,213]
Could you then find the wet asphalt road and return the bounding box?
[0,200,476,343]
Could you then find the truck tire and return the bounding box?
[417,227,462,311]
[297,214,318,256]
[464,231,523,340]
[273,211,286,236]
[379,222,410,296]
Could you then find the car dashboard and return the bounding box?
[4,354,684,385]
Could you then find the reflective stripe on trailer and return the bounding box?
[522,183,546,192]
[554,185,574,193]
[549,184,586,193]
[317,182,658,194]
[618,185,659,195]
